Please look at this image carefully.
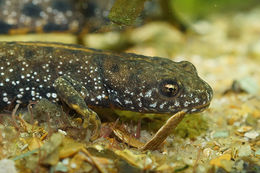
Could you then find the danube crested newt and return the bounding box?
[0,42,213,140]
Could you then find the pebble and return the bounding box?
[237,144,252,157]
[255,149,260,157]
[212,131,229,138]
[203,148,214,157]
[244,130,259,139]
[0,159,17,173]
[237,126,252,133]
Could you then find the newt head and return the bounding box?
[101,54,213,114]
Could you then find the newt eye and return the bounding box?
[159,80,179,97]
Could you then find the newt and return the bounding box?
[0,42,213,140]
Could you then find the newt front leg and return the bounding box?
[54,75,101,141]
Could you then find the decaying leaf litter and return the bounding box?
[1,6,260,173]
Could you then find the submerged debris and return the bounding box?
[225,77,259,95]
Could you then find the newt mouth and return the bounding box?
[187,102,211,113]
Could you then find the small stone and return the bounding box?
[231,77,259,95]
[62,158,70,165]
[203,148,214,157]
[0,159,17,173]
[210,154,231,167]
[248,40,260,59]
[70,163,77,169]
[237,144,252,157]
[212,131,229,138]
[54,162,68,172]
[244,130,259,139]
[255,149,260,157]
[237,126,252,133]
[58,129,67,135]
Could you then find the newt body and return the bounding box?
[0,42,213,115]
[0,42,213,140]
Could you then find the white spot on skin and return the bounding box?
[159,102,167,109]
[115,98,122,105]
[145,90,152,97]
[191,108,197,112]
[17,94,23,98]
[174,101,180,107]
[124,100,133,104]
[52,93,57,98]
[149,102,157,108]
[206,91,210,101]
[96,95,102,100]
[184,101,190,107]
[3,97,8,102]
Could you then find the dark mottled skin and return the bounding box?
[0,42,213,115]
[0,0,112,34]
